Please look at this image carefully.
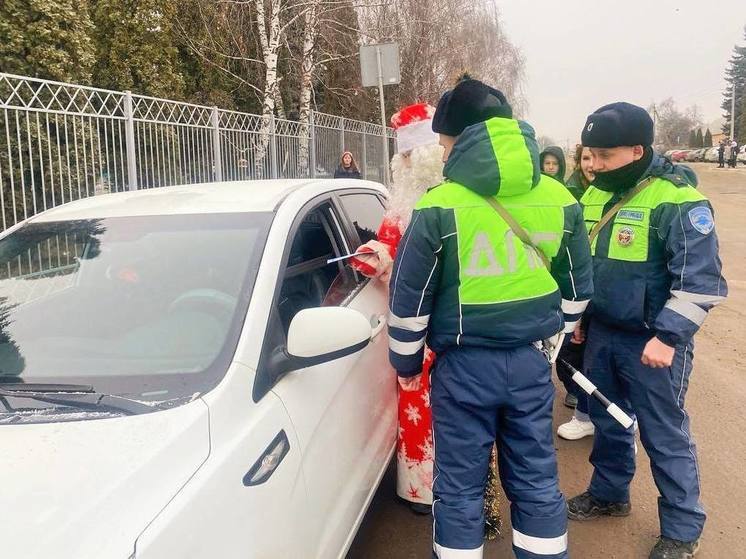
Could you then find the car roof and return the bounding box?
[30,179,386,222]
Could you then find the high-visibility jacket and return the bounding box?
[580,154,727,347]
[388,117,594,376]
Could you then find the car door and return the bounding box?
[258,194,396,559]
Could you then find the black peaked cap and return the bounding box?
[581,102,654,148]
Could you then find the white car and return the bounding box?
[704,147,720,162]
[0,180,397,559]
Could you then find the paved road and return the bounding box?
[348,163,746,558]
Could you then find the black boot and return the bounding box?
[566,491,631,521]
[649,536,700,559]
[410,502,432,515]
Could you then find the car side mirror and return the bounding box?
[269,307,373,377]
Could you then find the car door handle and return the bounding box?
[371,315,386,339]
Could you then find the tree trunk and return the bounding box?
[254,0,282,177]
[298,0,319,175]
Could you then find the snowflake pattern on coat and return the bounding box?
[404,403,422,426]
[396,348,434,505]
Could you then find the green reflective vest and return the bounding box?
[581,179,707,262]
[415,176,574,306]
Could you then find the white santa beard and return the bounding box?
[387,144,445,231]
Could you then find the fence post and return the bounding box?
[269,113,279,179]
[361,131,368,180]
[340,117,345,155]
[309,111,317,179]
[211,107,223,182]
[124,91,138,191]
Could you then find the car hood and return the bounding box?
[0,399,210,559]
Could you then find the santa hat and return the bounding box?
[390,103,438,154]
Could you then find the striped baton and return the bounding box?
[560,359,635,429]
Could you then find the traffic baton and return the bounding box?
[560,359,634,429]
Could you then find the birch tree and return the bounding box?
[297,0,320,172]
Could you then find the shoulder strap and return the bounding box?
[588,177,656,244]
[484,196,551,269]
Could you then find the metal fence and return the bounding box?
[0,72,396,231]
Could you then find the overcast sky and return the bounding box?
[497,0,746,148]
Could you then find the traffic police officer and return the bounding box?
[388,77,594,559]
[566,102,727,559]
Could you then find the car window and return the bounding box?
[277,204,358,334]
[254,201,366,401]
[339,193,385,245]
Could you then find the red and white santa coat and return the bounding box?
[349,101,440,505]
[353,216,434,505]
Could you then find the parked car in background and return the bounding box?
[0,179,398,559]
[671,149,690,162]
[739,145,746,164]
[704,147,720,162]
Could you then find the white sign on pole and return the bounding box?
[360,43,401,88]
[360,43,400,186]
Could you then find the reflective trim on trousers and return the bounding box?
[513,529,568,555]
[433,543,484,559]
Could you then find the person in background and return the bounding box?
[555,144,595,440]
[540,145,567,184]
[565,145,594,200]
[334,151,362,179]
[730,140,739,168]
[717,140,726,168]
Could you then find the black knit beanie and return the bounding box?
[432,79,513,137]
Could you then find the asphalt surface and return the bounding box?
[347,163,746,559]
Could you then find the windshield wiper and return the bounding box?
[0,383,95,394]
[0,383,155,415]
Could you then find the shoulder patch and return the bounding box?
[688,206,714,235]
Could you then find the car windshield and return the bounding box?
[0,212,271,405]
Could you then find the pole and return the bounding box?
[124,91,138,191]
[309,111,317,179]
[211,107,223,182]
[376,46,390,187]
[361,131,368,180]
[269,113,278,179]
[340,117,346,155]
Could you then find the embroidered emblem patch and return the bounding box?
[688,206,714,235]
[617,209,645,222]
[617,226,635,246]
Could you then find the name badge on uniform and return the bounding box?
[617,210,644,222]
[617,226,635,246]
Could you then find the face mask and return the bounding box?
[592,148,653,192]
